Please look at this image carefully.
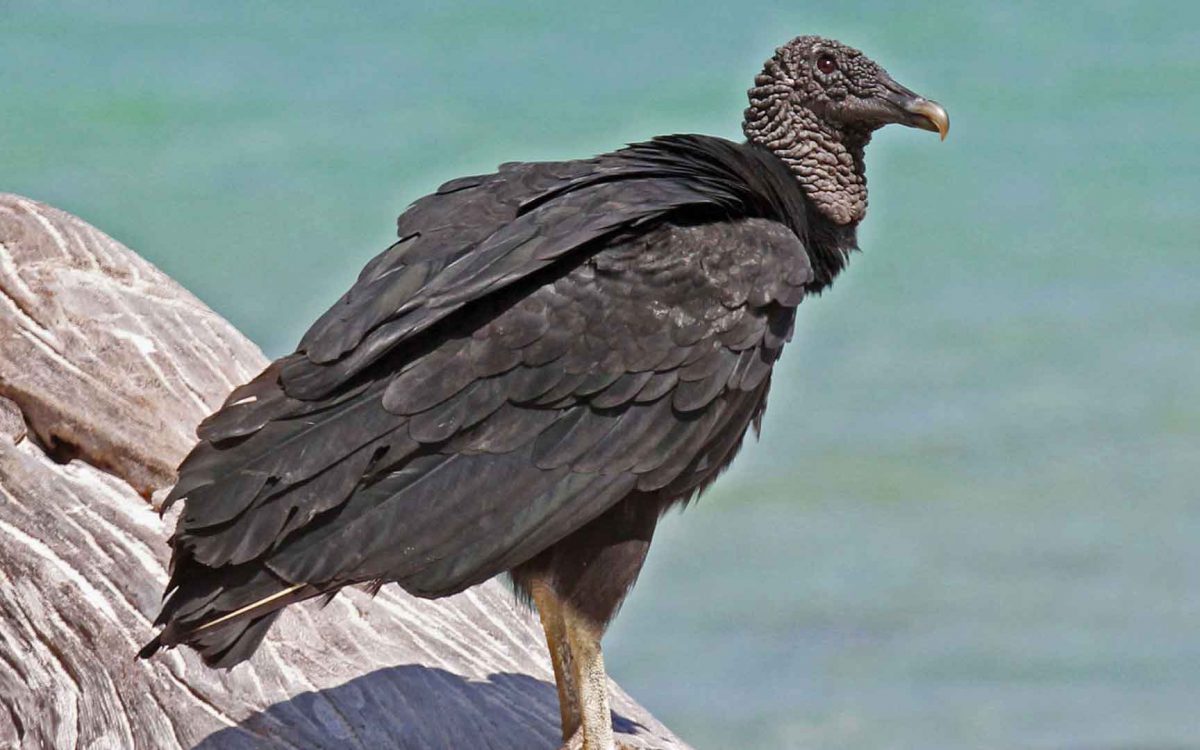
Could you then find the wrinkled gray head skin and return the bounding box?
[744,35,948,225]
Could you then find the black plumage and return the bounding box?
[147,135,813,657]
[141,34,948,749]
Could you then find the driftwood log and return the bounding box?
[0,194,690,750]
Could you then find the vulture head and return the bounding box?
[744,35,949,226]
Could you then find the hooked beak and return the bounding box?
[878,73,949,141]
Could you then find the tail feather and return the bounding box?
[188,611,285,669]
[137,611,282,669]
[140,563,325,668]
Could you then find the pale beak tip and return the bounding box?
[905,98,950,142]
[927,101,950,141]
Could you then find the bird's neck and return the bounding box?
[743,107,868,290]
[736,134,862,294]
[743,96,872,227]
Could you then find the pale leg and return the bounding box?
[562,605,614,750]
[530,579,582,741]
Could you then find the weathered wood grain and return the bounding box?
[0,396,23,445]
[0,194,690,750]
[0,195,264,496]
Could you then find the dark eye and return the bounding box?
[816,53,837,75]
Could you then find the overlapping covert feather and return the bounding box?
[148,134,833,667]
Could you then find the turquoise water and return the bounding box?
[4,2,1199,747]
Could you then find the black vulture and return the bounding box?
[140,35,947,750]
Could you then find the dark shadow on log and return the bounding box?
[193,666,645,750]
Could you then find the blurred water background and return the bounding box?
[4,2,1199,747]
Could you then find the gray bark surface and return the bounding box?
[0,194,690,750]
